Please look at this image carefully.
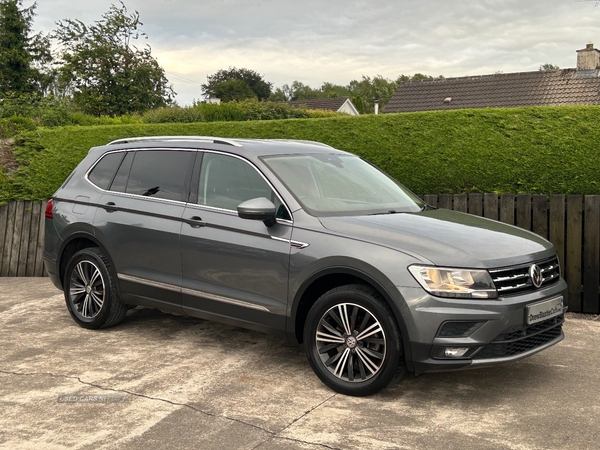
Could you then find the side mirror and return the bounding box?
[237,197,277,227]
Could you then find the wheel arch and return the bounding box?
[57,231,114,290]
[288,266,413,370]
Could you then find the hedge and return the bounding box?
[1,105,600,204]
[142,101,338,123]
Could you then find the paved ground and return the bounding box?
[1,278,599,450]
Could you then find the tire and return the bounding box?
[304,284,404,396]
[63,247,127,329]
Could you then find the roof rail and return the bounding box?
[107,136,243,148]
[268,139,335,149]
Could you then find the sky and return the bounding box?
[30,0,600,105]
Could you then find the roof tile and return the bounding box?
[384,69,600,113]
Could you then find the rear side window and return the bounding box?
[125,150,194,201]
[88,153,124,190]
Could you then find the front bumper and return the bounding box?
[398,279,568,375]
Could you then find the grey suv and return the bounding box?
[44,136,567,396]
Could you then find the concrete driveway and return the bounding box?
[1,278,599,450]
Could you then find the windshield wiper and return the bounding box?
[369,210,401,215]
[421,204,438,211]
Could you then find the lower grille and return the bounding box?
[473,316,563,360]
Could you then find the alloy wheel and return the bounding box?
[315,303,387,382]
[68,260,105,319]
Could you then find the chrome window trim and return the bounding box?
[84,148,194,207]
[84,147,294,223]
[184,202,293,225]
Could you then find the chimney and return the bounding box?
[576,43,600,71]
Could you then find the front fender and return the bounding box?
[286,256,417,371]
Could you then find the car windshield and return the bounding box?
[262,153,424,216]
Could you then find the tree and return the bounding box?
[0,0,51,95]
[269,84,292,102]
[268,81,319,102]
[395,73,444,84]
[203,67,272,101]
[348,75,397,113]
[320,82,352,99]
[269,80,348,102]
[53,1,174,116]
[213,79,256,102]
[539,63,559,71]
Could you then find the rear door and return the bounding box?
[92,149,195,312]
[180,151,293,332]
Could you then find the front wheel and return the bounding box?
[304,284,404,396]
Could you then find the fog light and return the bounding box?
[432,346,477,359]
[444,347,470,357]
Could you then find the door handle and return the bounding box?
[103,202,117,212]
[186,216,206,228]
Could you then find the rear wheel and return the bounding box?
[304,284,404,396]
[63,247,127,329]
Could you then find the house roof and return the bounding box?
[287,97,351,112]
[384,69,600,113]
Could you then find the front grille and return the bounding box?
[489,256,560,296]
[473,315,563,360]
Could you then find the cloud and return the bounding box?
[31,0,600,104]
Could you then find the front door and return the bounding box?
[180,152,292,332]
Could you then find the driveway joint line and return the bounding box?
[0,369,343,450]
[0,369,271,432]
[249,435,343,450]
[276,391,338,434]
[257,392,341,450]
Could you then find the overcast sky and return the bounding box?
[31,0,600,105]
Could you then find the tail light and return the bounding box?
[45,199,54,219]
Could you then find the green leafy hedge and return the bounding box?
[1,105,600,203]
[142,100,338,123]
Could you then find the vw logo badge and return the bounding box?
[529,264,543,288]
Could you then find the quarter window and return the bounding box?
[88,153,124,190]
[125,150,194,201]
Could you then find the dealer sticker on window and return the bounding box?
[526,297,564,325]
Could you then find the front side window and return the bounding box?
[198,153,290,220]
[263,154,423,216]
[125,150,194,201]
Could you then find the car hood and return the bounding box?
[318,209,554,268]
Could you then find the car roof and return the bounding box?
[90,136,352,158]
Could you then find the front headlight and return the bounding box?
[408,265,498,299]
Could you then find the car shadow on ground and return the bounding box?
[112,306,559,406]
